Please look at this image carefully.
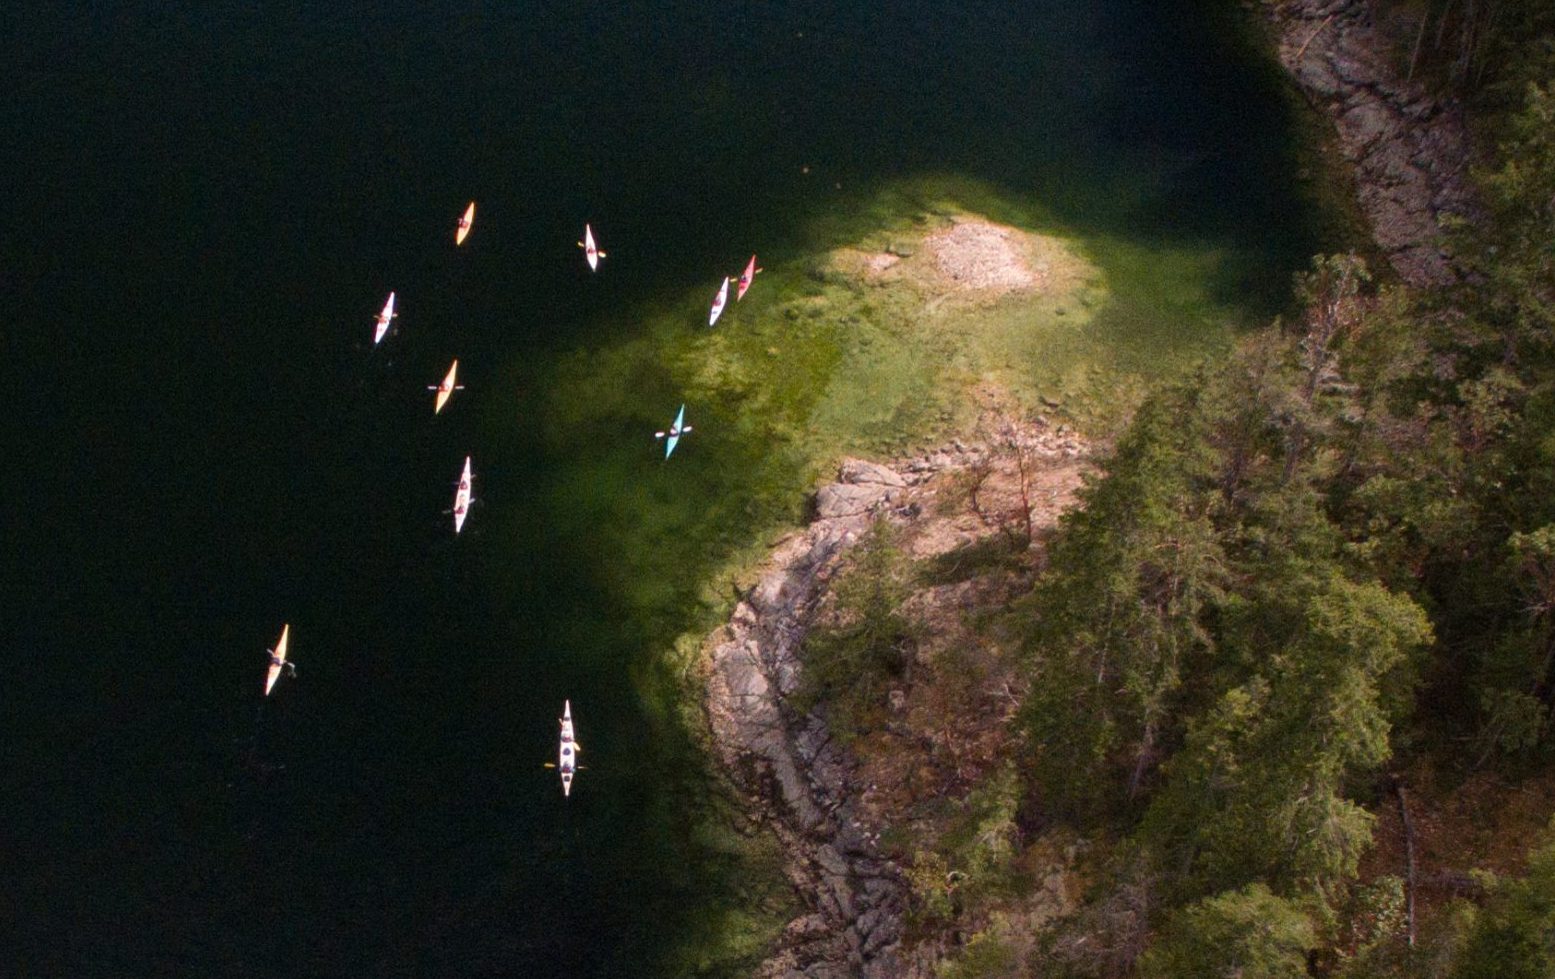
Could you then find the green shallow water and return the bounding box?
[486,155,1335,964]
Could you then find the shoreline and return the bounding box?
[688,5,1494,971]
[703,426,1091,978]
[529,180,1311,972]
[1260,0,1482,285]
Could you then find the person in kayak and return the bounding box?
[269,654,296,680]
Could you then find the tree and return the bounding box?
[1136,883,1314,979]
[1283,254,1371,483]
[794,520,917,739]
[1472,80,1555,361]
[1139,571,1432,902]
[1450,825,1555,979]
[1022,390,1226,818]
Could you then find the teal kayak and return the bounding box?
[656,404,692,458]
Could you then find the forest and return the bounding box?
[813,3,1555,975]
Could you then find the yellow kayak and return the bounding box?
[264,623,291,697]
[430,359,461,414]
[455,201,475,245]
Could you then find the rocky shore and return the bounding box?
[695,8,1504,974]
[703,423,1089,978]
[1264,0,1482,285]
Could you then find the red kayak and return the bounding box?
[736,254,761,300]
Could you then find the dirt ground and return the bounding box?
[1361,760,1555,919]
[830,214,1095,307]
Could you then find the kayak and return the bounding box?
[579,224,606,271]
[374,292,396,345]
[454,456,473,534]
[264,623,291,697]
[431,359,460,414]
[455,201,475,246]
[558,700,579,797]
[655,403,692,459]
[708,276,729,326]
[736,255,761,300]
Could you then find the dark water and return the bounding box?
[5,2,1331,975]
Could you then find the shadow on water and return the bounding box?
[4,0,1347,975]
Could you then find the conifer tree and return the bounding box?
[1022,390,1226,818]
[1137,883,1314,979]
[1450,827,1555,979]
[1139,571,1431,902]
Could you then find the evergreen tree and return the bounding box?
[1136,883,1314,979]
[1140,571,1431,901]
[1022,389,1227,818]
[1450,826,1555,979]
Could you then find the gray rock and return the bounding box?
[815,844,849,877]
[838,457,907,487]
[1339,101,1396,151]
[1267,0,1481,286]
[858,908,899,956]
[786,914,830,940]
[814,483,893,520]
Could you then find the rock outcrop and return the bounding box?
[706,457,917,979]
[1266,0,1482,285]
[704,424,1090,978]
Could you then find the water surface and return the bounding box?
[5,1,1334,974]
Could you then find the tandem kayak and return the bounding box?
[454,456,473,533]
[558,700,580,797]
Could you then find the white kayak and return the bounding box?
[558,700,580,797]
[373,292,397,345]
[708,276,729,327]
[430,359,461,414]
[655,403,692,459]
[264,623,291,697]
[455,201,475,246]
[453,456,473,534]
[736,254,761,301]
[578,224,606,271]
